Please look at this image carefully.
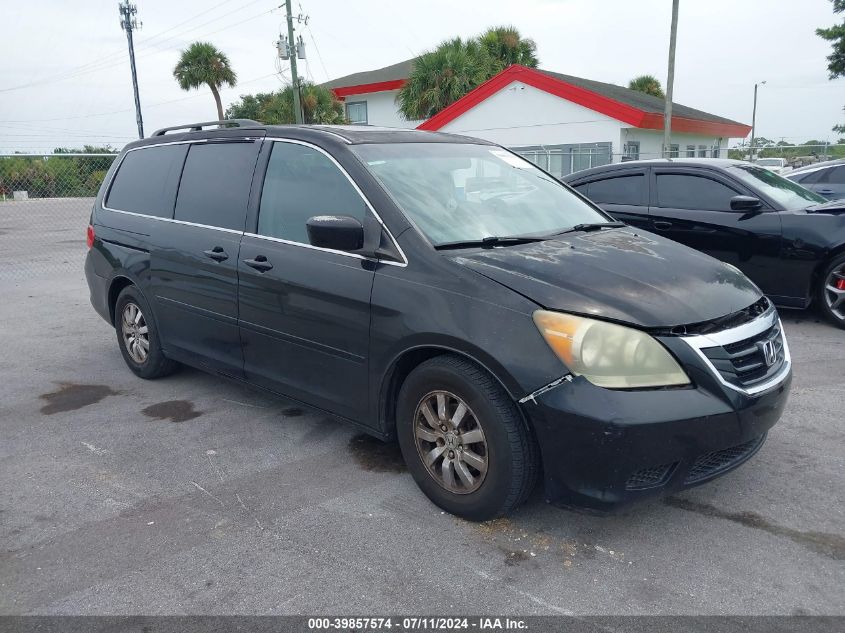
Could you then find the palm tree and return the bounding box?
[628,74,665,98]
[398,38,495,121]
[398,27,541,121]
[479,26,539,70]
[173,42,237,121]
[226,83,346,124]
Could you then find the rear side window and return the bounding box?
[106,145,187,218]
[174,142,258,231]
[587,175,645,205]
[816,165,845,184]
[257,142,367,244]
[656,174,738,211]
[572,182,590,196]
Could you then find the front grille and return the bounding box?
[625,462,676,490]
[684,435,765,484]
[700,321,786,389]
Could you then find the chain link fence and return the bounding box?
[0,153,117,280]
[513,143,845,177]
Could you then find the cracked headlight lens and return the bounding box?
[532,310,690,389]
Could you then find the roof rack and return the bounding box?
[150,119,260,137]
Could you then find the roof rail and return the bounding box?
[150,119,261,137]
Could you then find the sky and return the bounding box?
[1,0,842,153]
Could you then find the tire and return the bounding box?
[396,355,538,521]
[114,286,179,379]
[818,253,845,330]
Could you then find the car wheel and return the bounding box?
[818,254,845,330]
[396,355,538,521]
[114,286,179,379]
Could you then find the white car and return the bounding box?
[755,157,787,174]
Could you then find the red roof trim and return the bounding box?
[417,65,751,138]
[638,112,751,138]
[332,79,406,98]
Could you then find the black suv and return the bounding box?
[563,159,845,329]
[86,122,791,520]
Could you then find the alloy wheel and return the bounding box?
[413,390,488,494]
[121,302,150,364]
[824,263,845,321]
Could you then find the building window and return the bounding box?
[698,145,707,157]
[511,142,612,177]
[712,145,720,158]
[345,101,367,125]
[623,141,640,161]
[669,144,679,158]
[686,145,696,157]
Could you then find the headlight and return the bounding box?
[532,310,690,389]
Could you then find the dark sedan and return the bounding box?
[564,159,845,329]
[786,158,845,200]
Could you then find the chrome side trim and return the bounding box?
[242,231,403,267]
[681,310,791,396]
[103,208,244,234]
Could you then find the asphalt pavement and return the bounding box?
[0,199,843,615]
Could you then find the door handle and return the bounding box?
[243,255,273,272]
[203,246,228,262]
[653,220,673,230]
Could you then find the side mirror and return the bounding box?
[306,215,364,252]
[730,195,763,212]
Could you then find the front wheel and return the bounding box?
[818,254,845,330]
[396,355,538,521]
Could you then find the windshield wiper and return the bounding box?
[434,235,547,250]
[547,221,626,236]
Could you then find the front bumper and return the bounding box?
[521,318,792,512]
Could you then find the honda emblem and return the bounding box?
[759,340,777,367]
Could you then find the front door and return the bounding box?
[237,140,376,421]
[648,169,783,298]
[152,139,261,375]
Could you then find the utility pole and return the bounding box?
[663,0,679,158]
[284,0,303,124]
[118,0,144,138]
[749,81,766,162]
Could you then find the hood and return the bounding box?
[451,228,762,328]
[806,198,845,214]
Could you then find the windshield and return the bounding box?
[755,159,783,167]
[352,143,609,245]
[729,164,826,209]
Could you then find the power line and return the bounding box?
[0,73,280,125]
[0,0,271,94]
[305,25,330,82]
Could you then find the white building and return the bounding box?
[323,61,750,178]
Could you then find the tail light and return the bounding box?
[86,225,95,249]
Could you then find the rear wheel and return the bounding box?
[114,286,179,379]
[396,355,538,521]
[818,254,845,330]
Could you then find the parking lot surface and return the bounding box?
[1,199,843,615]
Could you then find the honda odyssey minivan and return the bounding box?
[85,121,792,520]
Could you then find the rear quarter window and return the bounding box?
[174,142,258,231]
[106,144,188,218]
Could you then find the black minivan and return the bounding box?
[85,121,792,520]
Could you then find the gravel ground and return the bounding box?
[0,199,843,615]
